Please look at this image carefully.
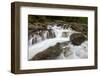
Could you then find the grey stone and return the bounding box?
[31,43,63,60]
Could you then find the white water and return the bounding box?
[28,24,88,60]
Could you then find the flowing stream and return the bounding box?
[28,24,88,60]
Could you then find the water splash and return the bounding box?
[28,24,88,60]
[29,24,77,46]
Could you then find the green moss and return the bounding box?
[28,15,88,24]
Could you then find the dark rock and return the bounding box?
[63,46,72,57]
[60,41,70,47]
[31,43,63,60]
[71,23,87,35]
[57,23,63,27]
[63,24,69,29]
[70,33,86,46]
[47,30,56,39]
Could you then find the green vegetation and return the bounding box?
[28,15,88,24]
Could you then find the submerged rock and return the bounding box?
[31,43,63,60]
[62,32,68,37]
[47,30,56,39]
[70,33,86,46]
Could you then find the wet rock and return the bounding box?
[71,23,87,35]
[31,43,63,60]
[47,30,56,39]
[70,33,86,46]
[29,23,48,30]
[63,47,72,57]
[59,42,72,57]
[63,24,69,29]
[62,32,68,37]
[60,41,70,48]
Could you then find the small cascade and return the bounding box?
[28,23,76,46]
[28,22,88,60]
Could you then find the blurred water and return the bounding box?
[28,24,88,60]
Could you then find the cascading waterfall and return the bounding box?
[29,24,74,46]
[28,23,88,60]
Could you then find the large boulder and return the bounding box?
[31,43,63,60]
[71,23,87,35]
[70,33,86,46]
